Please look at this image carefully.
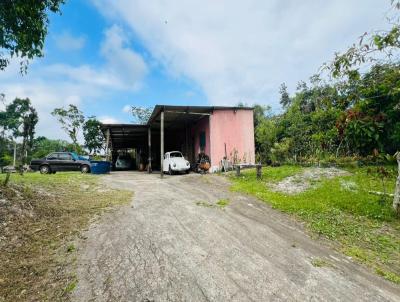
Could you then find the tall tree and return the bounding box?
[0,0,64,72]
[20,106,38,165]
[2,98,38,165]
[83,117,104,155]
[279,83,291,108]
[51,104,85,151]
[130,106,152,124]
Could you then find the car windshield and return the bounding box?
[170,152,183,158]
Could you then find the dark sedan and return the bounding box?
[30,152,91,174]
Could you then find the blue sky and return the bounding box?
[0,0,390,140]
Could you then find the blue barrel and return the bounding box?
[90,161,111,174]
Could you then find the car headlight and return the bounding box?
[173,163,176,167]
[186,161,190,166]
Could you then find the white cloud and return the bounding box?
[0,65,99,140]
[99,116,121,124]
[101,25,148,90]
[54,31,86,51]
[0,25,147,139]
[122,105,131,113]
[92,0,389,109]
[45,26,148,91]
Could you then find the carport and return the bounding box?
[101,106,212,178]
[100,124,149,171]
[101,105,255,177]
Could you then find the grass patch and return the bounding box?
[216,199,230,208]
[311,258,334,268]
[63,276,78,294]
[230,165,400,284]
[0,172,132,301]
[196,201,214,207]
[196,199,230,209]
[238,165,304,182]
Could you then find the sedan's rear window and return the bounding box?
[47,153,58,160]
[58,153,72,160]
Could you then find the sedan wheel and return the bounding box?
[81,165,90,173]
[40,165,50,174]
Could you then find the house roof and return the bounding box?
[147,105,253,129]
[100,124,148,149]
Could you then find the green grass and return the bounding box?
[231,165,400,284]
[196,199,230,208]
[63,276,78,294]
[311,258,334,268]
[239,165,304,182]
[0,172,132,301]
[196,201,214,207]
[216,199,230,208]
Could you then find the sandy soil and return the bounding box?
[72,172,400,302]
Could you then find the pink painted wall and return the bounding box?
[209,109,255,169]
[191,116,211,157]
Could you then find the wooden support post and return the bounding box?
[105,129,111,162]
[256,164,262,180]
[160,111,164,178]
[3,172,11,186]
[185,116,189,158]
[236,165,241,177]
[148,127,152,173]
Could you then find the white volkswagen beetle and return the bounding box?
[163,151,190,174]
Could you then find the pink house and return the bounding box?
[102,105,255,173]
[190,108,255,171]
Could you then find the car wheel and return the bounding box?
[81,165,90,173]
[168,165,173,175]
[40,165,50,174]
[185,169,190,174]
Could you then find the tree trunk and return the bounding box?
[393,151,400,215]
[336,138,343,158]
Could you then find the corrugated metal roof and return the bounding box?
[147,105,253,126]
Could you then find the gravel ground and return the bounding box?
[72,172,400,302]
[271,167,351,194]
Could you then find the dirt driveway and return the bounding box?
[73,172,400,302]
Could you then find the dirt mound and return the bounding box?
[271,167,350,194]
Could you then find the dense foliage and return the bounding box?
[130,106,152,124]
[0,98,38,165]
[0,99,104,168]
[30,136,70,159]
[83,118,105,155]
[255,64,400,164]
[0,0,64,71]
